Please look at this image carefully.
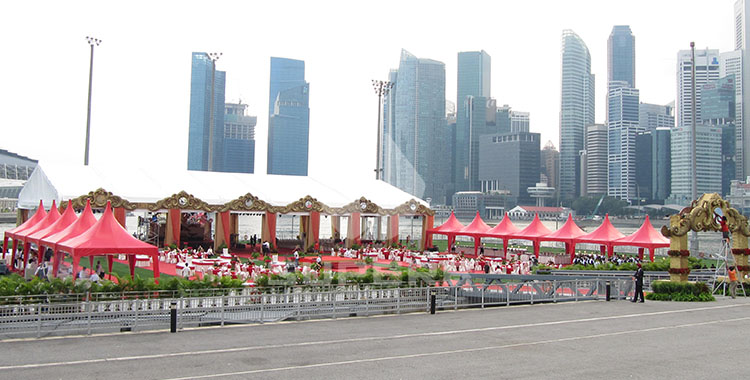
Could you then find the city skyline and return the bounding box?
[0,0,737,184]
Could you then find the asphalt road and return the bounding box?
[2,298,749,379]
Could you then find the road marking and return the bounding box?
[0,302,746,371]
[158,316,750,379]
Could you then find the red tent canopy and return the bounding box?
[57,201,160,281]
[26,201,77,249]
[575,214,625,256]
[426,211,465,252]
[541,213,586,263]
[613,215,670,261]
[16,200,61,269]
[457,212,491,255]
[485,214,521,257]
[43,200,98,278]
[3,200,46,259]
[512,214,552,257]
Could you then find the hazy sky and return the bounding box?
[0,0,736,182]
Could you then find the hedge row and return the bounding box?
[645,280,715,302]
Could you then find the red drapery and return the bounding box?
[389,215,399,244]
[265,211,277,250]
[310,211,320,244]
[219,211,231,250]
[169,208,181,248]
[350,212,361,246]
[114,207,126,228]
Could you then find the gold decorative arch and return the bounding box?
[218,193,272,213]
[661,193,750,282]
[271,195,325,214]
[147,191,214,212]
[70,188,138,211]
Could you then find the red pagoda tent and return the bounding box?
[613,215,669,262]
[42,200,99,278]
[17,200,61,270]
[3,200,46,269]
[541,213,586,263]
[456,211,491,256]
[486,214,521,258]
[426,211,465,252]
[25,200,77,259]
[512,214,552,257]
[574,214,625,257]
[57,201,160,281]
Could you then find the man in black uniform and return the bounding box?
[632,263,644,302]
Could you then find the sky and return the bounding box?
[0,0,738,183]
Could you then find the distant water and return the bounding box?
[1,214,725,258]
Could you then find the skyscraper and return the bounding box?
[560,30,595,201]
[585,124,608,196]
[734,0,750,178]
[639,102,674,132]
[652,127,671,202]
[386,50,449,204]
[607,82,641,201]
[222,102,256,173]
[455,51,491,192]
[670,125,722,204]
[187,52,226,172]
[478,131,541,205]
[720,50,744,180]
[702,75,737,195]
[541,141,560,191]
[676,49,720,127]
[267,57,309,176]
[607,26,636,88]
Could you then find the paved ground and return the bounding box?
[2,297,749,379]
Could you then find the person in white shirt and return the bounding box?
[89,271,100,283]
[77,266,89,280]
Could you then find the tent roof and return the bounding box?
[576,214,625,245]
[514,214,552,240]
[543,214,586,242]
[41,200,98,251]
[458,212,491,236]
[487,214,521,238]
[26,201,78,246]
[57,201,158,257]
[428,212,465,235]
[614,215,670,249]
[18,163,430,214]
[4,200,46,240]
[16,200,60,242]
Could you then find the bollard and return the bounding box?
[170,301,177,333]
[430,289,436,314]
[605,281,611,302]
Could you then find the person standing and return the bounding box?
[728,266,738,299]
[632,263,644,303]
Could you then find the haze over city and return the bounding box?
[0,0,735,182]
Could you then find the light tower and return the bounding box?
[84,36,101,166]
[372,80,394,180]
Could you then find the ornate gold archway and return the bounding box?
[661,193,750,282]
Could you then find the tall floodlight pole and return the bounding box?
[372,80,394,180]
[690,42,699,252]
[207,52,222,171]
[84,36,101,166]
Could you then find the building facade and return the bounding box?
[455,50,491,193]
[585,124,608,196]
[720,50,744,180]
[652,127,671,202]
[669,125,723,204]
[187,52,226,172]
[607,82,641,201]
[676,49,720,128]
[635,131,653,202]
[267,57,309,176]
[388,49,449,204]
[560,30,595,201]
[541,141,560,191]
[639,102,674,132]
[478,131,541,205]
[702,74,737,196]
[222,102,256,173]
[733,0,750,179]
[0,149,37,180]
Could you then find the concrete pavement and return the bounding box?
[2,297,749,379]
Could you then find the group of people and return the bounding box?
[571,253,641,267]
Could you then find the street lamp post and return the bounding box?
[84,36,101,166]
[207,52,222,171]
[372,80,394,180]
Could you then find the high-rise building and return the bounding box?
[635,131,652,202]
[585,124,608,196]
[541,141,560,191]
[652,127,671,202]
[702,75,737,195]
[676,49,720,128]
[733,0,750,178]
[639,102,674,132]
[222,102,256,173]
[187,52,226,172]
[607,26,636,88]
[720,50,744,180]
[495,104,512,134]
[387,49,449,204]
[510,111,530,133]
[267,57,309,176]
[560,30,595,201]
[607,82,641,201]
[455,51,491,192]
[478,131,541,205]
[669,125,722,204]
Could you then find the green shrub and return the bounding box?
[648,280,715,302]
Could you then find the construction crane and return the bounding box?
[590,194,605,220]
